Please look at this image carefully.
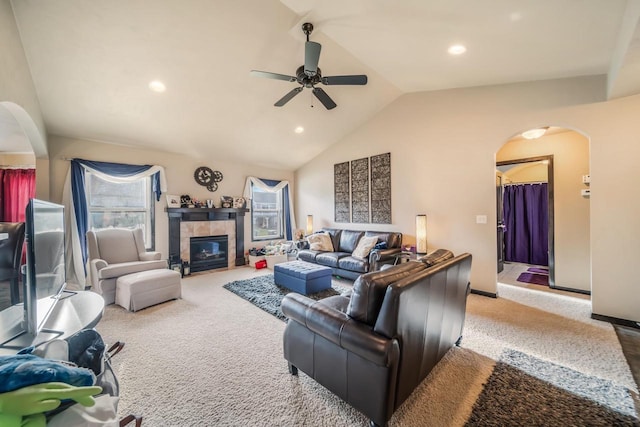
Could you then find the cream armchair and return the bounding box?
[87,228,167,304]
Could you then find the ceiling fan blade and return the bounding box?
[322,75,368,85]
[304,41,321,76]
[312,87,337,110]
[274,87,303,107]
[250,70,297,82]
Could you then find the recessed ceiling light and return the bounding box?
[448,44,467,55]
[522,127,548,140]
[295,126,304,134]
[148,80,166,93]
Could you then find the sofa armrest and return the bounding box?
[91,259,108,271]
[89,259,108,289]
[139,251,162,261]
[282,293,395,366]
[281,292,316,324]
[98,259,168,279]
[369,247,402,270]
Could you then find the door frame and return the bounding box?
[496,173,505,273]
[497,155,555,288]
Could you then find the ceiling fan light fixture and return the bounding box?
[522,127,548,140]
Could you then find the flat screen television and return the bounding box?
[24,199,67,335]
[0,198,67,349]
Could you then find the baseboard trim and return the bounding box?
[470,289,497,298]
[591,313,640,329]
[550,285,591,295]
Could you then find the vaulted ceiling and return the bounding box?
[7,0,640,169]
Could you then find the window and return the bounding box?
[85,172,155,249]
[251,184,284,241]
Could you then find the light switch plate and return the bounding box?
[476,215,487,224]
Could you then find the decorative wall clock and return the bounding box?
[193,166,223,192]
[194,166,214,185]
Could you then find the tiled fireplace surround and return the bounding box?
[180,221,235,269]
[167,208,248,271]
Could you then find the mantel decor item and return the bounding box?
[180,195,193,208]
[166,195,180,208]
[233,197,246,209]
[220,196,233,208]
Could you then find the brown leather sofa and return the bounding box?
[297,228,403,280]
[281,251,472,427]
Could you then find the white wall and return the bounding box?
[0,152,34,165]
[295,75,640,323]
[501,162,547,183]
[0,1,49,198]
[0,1,45,150]
[47,135,294,259]
[498,131,590,292]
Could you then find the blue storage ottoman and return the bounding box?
[274,260,332,295]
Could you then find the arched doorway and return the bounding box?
[0,102,42,310]
[0,103,38,223]
[496,126,591,295]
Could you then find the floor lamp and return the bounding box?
[306,215,313,235]
[416,214,427,255]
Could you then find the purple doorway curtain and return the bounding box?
[503,183,548,266]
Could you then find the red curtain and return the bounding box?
[1,168,36,222]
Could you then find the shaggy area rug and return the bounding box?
[94,269,638,426]
[466,349,639,426]
[222,274,350,321]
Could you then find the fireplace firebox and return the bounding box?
[190,235,228,273]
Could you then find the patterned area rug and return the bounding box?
[466,349,640,426]
[222,274,350,321]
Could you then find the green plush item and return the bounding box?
[0,382,102,427]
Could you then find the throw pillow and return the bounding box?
[352,236,379,260]
[374,241,387,250]
[307,232,334,252]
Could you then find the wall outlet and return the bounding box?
[582,174,591,184]
[581,188,591,197]
[476,215,487,224]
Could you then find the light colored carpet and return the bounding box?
[95,267,638,426]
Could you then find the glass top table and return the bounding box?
[0,290,105,354]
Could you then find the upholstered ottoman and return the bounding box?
[274,261,332,295]
[116,269,182,312]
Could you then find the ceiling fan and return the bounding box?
[250,23,368,110]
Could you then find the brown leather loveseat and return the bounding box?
[281,251,472,427]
